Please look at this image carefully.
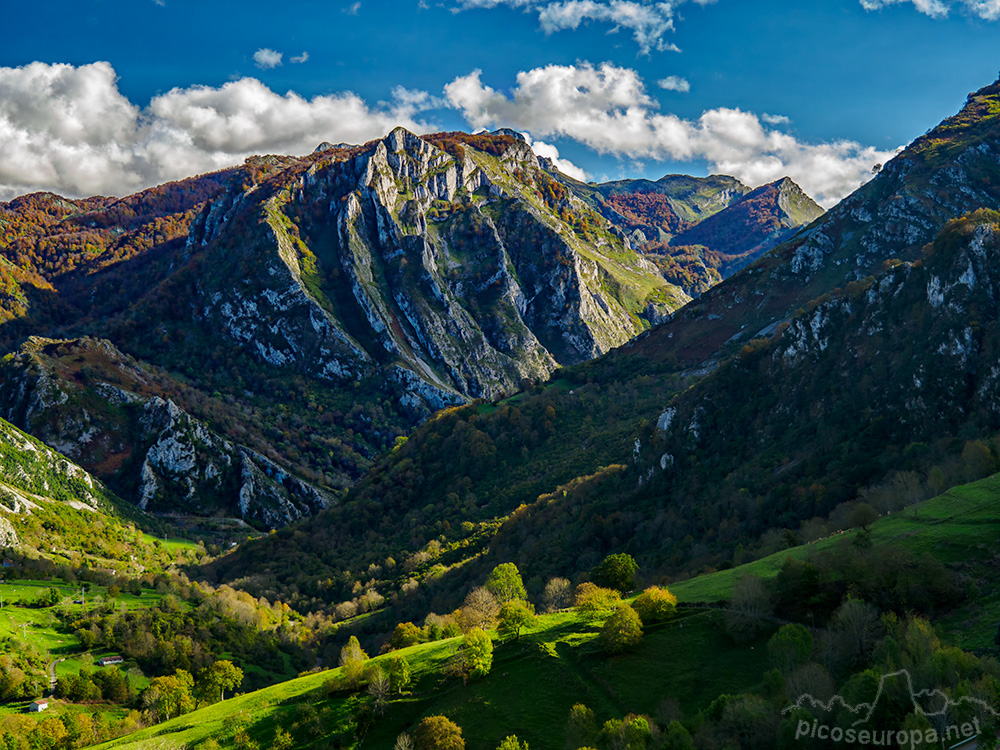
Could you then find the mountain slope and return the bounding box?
[173,128,685,402]
[669,177,825,271]
[497,209,1000,576]
[547,169,824,298]
[574,173,751,241]
[0,413,178,572]
[204,75,1000,612]
[641,177,824,296]
[0,337,332,527]
[0,130,686,520]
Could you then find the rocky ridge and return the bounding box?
[0,337,332,528]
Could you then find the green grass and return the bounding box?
[0,578,162,664]
[670,473,1000,604]
[139,533,201,553]
[93,605,772,750]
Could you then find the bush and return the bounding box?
[631,586,677,624]
[574,583,621,620]
[413,716,464,750]
[600,605,643,654]
[592,553,639,593]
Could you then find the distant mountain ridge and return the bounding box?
[545,166,825,298]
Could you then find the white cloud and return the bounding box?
[761,113,790,125]
[966,0,1000,19]
[657,75,689,92]
[0,62,435,200]
[252,48,283,69]
[451,0,685,54]
[445,63,898,207]
[519,133,590,180]
[290,52,310,64]
[859,0,1000,18]
[344,1,362,14]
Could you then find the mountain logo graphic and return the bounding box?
[783,669,1000,727]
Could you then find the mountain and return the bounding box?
[202,76,1000,611]
[166,128,686,402]
[0,412,174,573]
[570,173,751,241]
[545,169,824,299]
[0,129,690,521]
[0,337,332,527]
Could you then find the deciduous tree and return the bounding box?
[413,716,464,750]
[461,627,493,678]
[498,600,536,641]
[600,605,643,654]
[592,553,639,593]
[631,586,677,624]
[485,563,527,603]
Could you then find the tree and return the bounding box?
[143,669,194,722]
[395,733,414,750]
[387,654,412,694]
[391,622,424,650]
[767,624,814,673]
[541,577,572,612]
[497,735,529,750]
[662,720,695,750]
[461,587,500,631]
[600,605,644,654]
[273,728,294,750]
[366,666,391,715]
[849,502,879,530]
[498,600,536,641]
[832,597,881,666]
[339,635,369,689]
[461,627,493,678]
[413,716,464,750]
[566,703,598,748]
[485,563,527,603]
[631,586,677,624]
[574,583,621,620]
[725,575,772,642]
[200,659,244,703]
[592,553,639,593]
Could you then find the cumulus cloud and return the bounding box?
[0,62,435,200]
[519,133,590,180]
[761,113,790,125]
[252,48,283,69]
[860,0,1000,18]
[344,1,361,14]
[657,75,689,92]
[445,63,898,206]
[290,52,310,64]
[451,0,685,54]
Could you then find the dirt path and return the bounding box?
[47,658,65,696]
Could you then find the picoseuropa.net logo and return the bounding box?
[783,669,998,749]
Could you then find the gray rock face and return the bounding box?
[189,128,686,404]
[0,338,332,528]
[643,211,1000,482]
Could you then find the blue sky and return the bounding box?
[1,0,998,205]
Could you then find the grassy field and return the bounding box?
[0,578,162,689]
[670,474,1000,603]
[87,478,1000,749]
[92,605,773,750]
[668,474,1000,650]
